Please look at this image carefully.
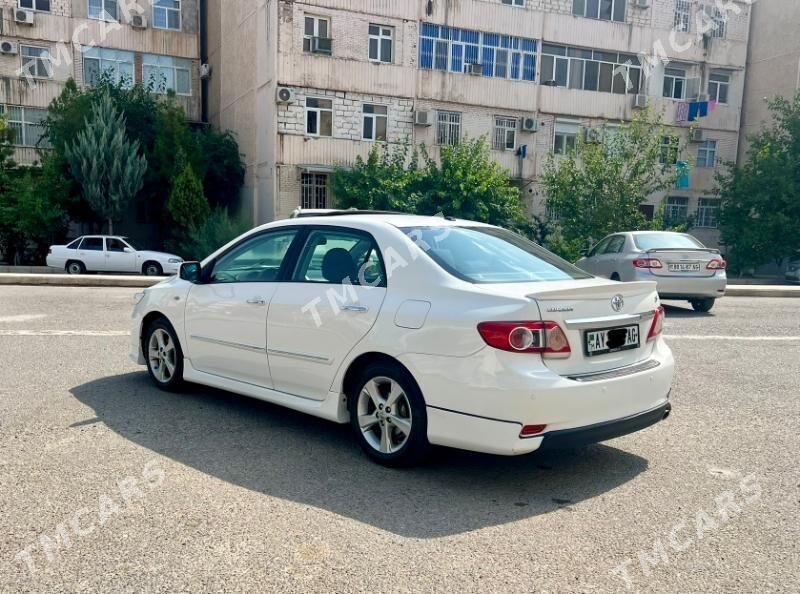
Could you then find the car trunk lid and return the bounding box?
[645,248,721,278]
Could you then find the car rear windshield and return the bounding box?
[401,226,592,284]
[633,233,704,251]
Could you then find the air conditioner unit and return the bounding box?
[633,94,648,109]
[521,117,539,132]
[199,63,212,79]
[0,41,19,55]
[311,37,333,55]
[276,86,295,103]
[583,128,601,143]
[633,0,649,7]
[465,62,483,76]
[15,9,34,25]
[690,128,705,142]
[414,110,433,126]
[131,14,147,29]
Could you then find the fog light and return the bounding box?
[520,424,547,437]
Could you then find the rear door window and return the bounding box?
[604,235,626,254]
[79,238,103,251]
[292,229,385,286]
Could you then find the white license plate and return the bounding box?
[668,263,701,272]
[584,325,640,357]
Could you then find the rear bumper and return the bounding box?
[632,270,727,299]
[537,401,671,451]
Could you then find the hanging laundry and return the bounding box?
[698,101,709,117]
[708,100,718,113]
[676,102,690,122]
[688,102,700,122]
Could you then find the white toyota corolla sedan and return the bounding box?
[131,213,674,465]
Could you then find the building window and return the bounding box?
[701,4,726,39]
[419,23,537,82]
[696,140,717,167]
[660,135,679,164]
[306,97,333,137]
[83,47,134,87]
[663,68,687,99]
[696,198,719,228]
[540,44,642,95]
[502,0,524,5]
[708,72,730,104]
[19,0,50,11]
[88,0,118,21]
[0,105,48,147]
[436,111,461,146]
[301,173,329,209]
[493,116,517,151]
[153,0,181,30]
[554,121,579,155]
[304,16,330,52]
[663,196,689,223]
[362,104,388,141]
[20,45,52,79]
[368,24,393,63]
[674,0,691,32]
[572,0,626,23]
[142,54,192,95]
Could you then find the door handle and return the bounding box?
[246,298,266,306]
[340,305,369,312]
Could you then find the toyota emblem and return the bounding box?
[611,294,624,312]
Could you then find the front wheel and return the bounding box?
[144,319,184,391]
[349,363,429,467]
[143,262,163,277]
[690,298,715,313]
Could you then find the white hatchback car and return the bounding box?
[47,236,183,276]
[131,213,674,465]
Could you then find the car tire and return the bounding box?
[610,273,621,281]
[143,261,163,277]
[65,260,86,275]
[348,362,429,467]
[690,298,715,313]
[143,318,184,391]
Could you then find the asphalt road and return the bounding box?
[0,286,798,593]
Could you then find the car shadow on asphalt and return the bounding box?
[70,372,650,538]
[662,302,714,317]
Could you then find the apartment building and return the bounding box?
[738,0,800,164]
[0,0,202,167]
[208,0,752,247]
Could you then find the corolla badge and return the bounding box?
[611,294,624,312]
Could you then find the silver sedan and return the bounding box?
[575,231,727,312]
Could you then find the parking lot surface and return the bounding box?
[1,286,798,593]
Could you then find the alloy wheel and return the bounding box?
[148,328,177,383]
[356,376,413,454]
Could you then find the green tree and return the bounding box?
[333,138,529,232]
[64,92,148,234]
[167,159,211,257]
[542,108,685,261]
[715,93,800,273]
[173,208,250,262]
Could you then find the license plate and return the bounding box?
[584,325,640,357]
[668,262,701,272]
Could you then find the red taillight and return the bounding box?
[706,258,727,270]
[477,321,571,358]
[520,424,547,437]
[647,306,665,342]
[633,258,663,269]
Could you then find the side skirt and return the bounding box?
[182,359,349,424]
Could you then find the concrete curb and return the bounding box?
[1,273,799,296]
[0,273,165,288]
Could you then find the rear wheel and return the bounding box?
[690,298,715,312]
[66,260,85,275]
[348,363,429,467]
[143,261,163,277]
[144,319,184,391]
[610,273,621,281]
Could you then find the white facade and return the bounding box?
[206,0,752,246]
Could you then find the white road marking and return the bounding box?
[0,314,47,323]
[0,330,129,337]
[665,335,800,341]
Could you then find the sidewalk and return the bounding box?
[1,272,799,296]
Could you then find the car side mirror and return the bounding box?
[123,247,133,253]
[180,261,202,283]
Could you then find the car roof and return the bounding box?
[259,213,495,232]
